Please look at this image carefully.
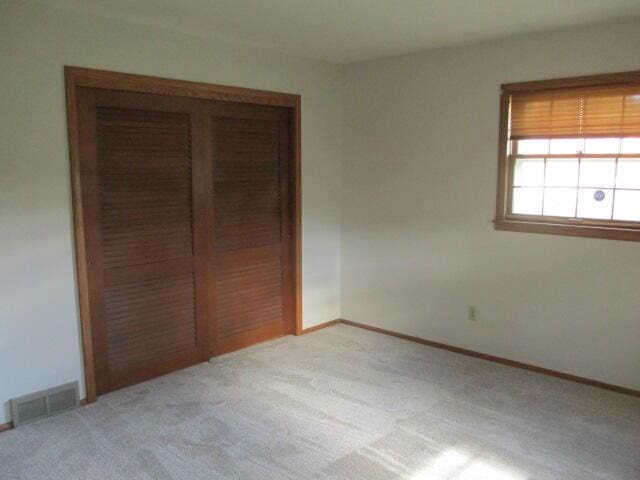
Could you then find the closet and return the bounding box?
[69,69,298,397]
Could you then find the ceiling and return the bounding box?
[43,0,640,63]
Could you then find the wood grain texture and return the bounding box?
[212,118,281,250]
[300,319,342,334]
[97,107,194,269]
[0,421,13,433]
[215,255,284,339]
[494,91,510,225]
[293,97,303,336]
[501,69,640,93]
[340,319,640,398]
[67,66,298,107]
[66,67,302,400]
[66,76,97,403]
[104,274,197,372]
[76,87,111,395]
[494,219,640,242]
[79,91,209,395]
[189,105,216,363]
[210,104,294,353]
[215,322,285,356]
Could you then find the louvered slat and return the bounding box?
[213,118,281,251]
[215,257,283,338]
[95,105,199,386]
[211,113,288,348]
[98,108,193,270]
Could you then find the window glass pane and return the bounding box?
[512,187,543,215]
[613,190,640,221]
[545,158,578,186]
[584,137,620,154]
[514,158,544,186]
[543,187,577,217]
[549,138,584,154]
[620,137,640,154]
[516,139,549,155]
[577,188,613,219]
[579,158,616,188]
[616,158,640,189]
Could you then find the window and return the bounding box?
[494,71,640,242]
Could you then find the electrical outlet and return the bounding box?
[469,305,477,321]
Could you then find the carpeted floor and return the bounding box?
[1,323,639,479]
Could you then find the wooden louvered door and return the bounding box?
[209,102,294,355]
[76,88,212,394]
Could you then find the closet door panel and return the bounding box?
[79,89,211,394]
[75,86,294,394]
[210,104,293,354]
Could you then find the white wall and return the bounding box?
[342,21,640,391]
[2,2,639,428]
[0,1,342,423]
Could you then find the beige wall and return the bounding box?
[0,1,342,423]
[342,21,640,391]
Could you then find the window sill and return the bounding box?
[494,218,640,242]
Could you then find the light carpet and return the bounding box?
[1,324,639,479]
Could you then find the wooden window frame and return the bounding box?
[494,70,640,242]
[65,66,303,403]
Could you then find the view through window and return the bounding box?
[512,137,640,221]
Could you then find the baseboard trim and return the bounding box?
[300,318,343,335]
[340,319,640,398]
[2,318,637,436]
[0,398,88,434]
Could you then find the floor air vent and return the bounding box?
[10,381,79,427]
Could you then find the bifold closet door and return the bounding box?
[209,102,294,354]
[76,88,212,394]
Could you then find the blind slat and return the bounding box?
[510,84,640,139]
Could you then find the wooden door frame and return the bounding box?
[65,66,303,404]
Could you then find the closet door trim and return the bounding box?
[65,66,302,403]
